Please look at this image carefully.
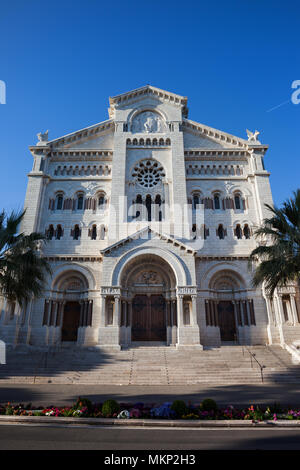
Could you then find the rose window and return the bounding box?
[132,160,165,188]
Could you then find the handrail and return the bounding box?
[242,346,266,383]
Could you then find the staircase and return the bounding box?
[1,344,300,385]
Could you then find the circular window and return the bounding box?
[132,160,165,188]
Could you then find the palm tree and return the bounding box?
[250,189,300,296]
[0,210,51,307]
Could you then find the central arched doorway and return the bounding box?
[132,294,166,341]
[62,301,81,341]
[119,254,177,344]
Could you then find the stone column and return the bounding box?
[274,294,285,345]
[290,295,298,325]
[127,300,132,327]
[191,295,198,326]
[246,300,251,325]
[100,295,106,327]
[113,295,120,327]
[232,301,238,327]
[177,295,184,327]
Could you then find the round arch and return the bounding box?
[51,263,96,291]
[110,246,191,287]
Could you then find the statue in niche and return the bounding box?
[144,115,155,133]
[132,111,164,133]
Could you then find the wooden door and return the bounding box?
[217,301,236,341]
[132,295,166,341]
[62,302,80,342]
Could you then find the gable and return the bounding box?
[183,130,227,149]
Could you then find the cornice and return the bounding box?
[44,256,102,262]
[184,149,249,160]
[196,255,250,260]
[109,85,188,118]
[49,149,113,162]
[29,120,114,151]
[183,119,269,154]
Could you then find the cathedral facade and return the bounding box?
[1,85,299,350]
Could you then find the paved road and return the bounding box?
[1,383,300,407]
[1,423,300,450]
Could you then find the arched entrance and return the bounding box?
[217,301,236,341]
[208,269,247,344]
[46,269,93,345]
[62,301,81,341]
[119,254,177,344]
[132,294,166,341]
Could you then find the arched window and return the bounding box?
[91,225,97,240]
[217,224,226,239]
[235,224,242,239]
[146,195,152,221]
[234,194,241,210]
[56,195,63,210]
[155,194,162,221]
[214,194,220,210]
[47,225,54,240]
[73,225,81,240]
[193,194,200,210]
[77,195,84,210]
[98,194,106,209]
[243,224,251,239]
[56,225,63,240]
[100,225,106,240]
[135,194,142,220]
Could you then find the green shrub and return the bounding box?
[102,399,120,417]
[73,397,93,411]
[200,399,218,412]
[171,400,188,417]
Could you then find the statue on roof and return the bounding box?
[246,129,261,144]
[37,130,49,144]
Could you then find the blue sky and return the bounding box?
[0,0,299,214]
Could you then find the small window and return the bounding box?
[73,225,80,240]
[234,195,241,210]
[56,195,63,210]
[235,224,242,239]
[193,194,200,210]
[77,195,84,210]
[91,225,97,240]
[98,195,105,208]
[214,194,220,210]
[243,224,250,239]
[217,224,225,239]
[47,225,54,240]
[56,225,63,240]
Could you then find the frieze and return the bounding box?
[101,287,121,296]
[177,287,197,295]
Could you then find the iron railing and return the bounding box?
[242,346,266,383]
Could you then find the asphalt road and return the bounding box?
[1,424,300,450]
[1,383,300,408]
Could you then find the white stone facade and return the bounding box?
[1,85,299,350]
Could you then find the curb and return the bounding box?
[1,415,300,428]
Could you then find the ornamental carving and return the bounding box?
[131,111,166,133]
[136,271,162,284]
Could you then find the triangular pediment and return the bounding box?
[108,85,188,118]
[100,226,196,256]
[183,118,249,150]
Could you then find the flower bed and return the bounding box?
[0,398,299,422]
